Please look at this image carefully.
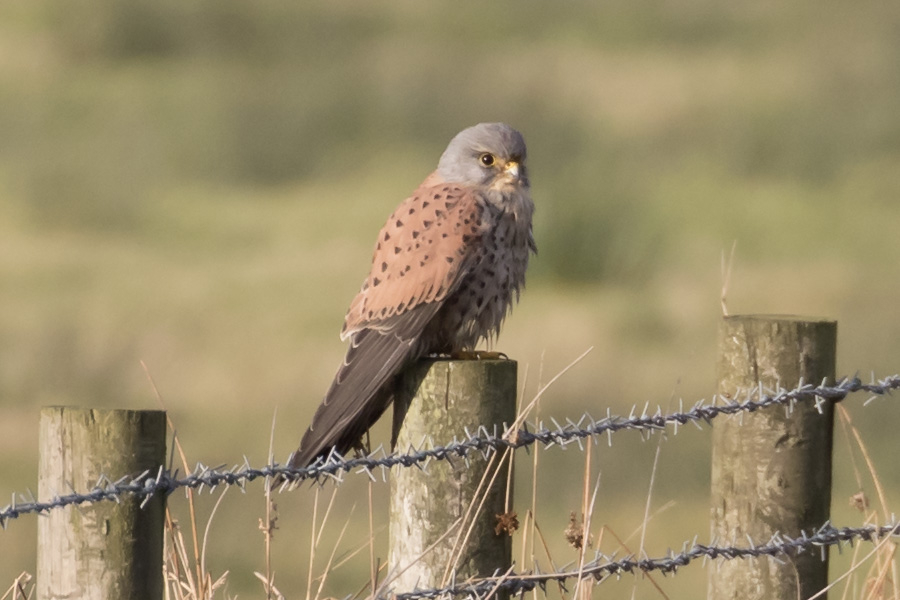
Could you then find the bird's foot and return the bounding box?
[351,431,372,457]
[449,350,509,361]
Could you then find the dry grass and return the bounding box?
[824,404,899,600]
[0,573,32,600]
[163,489,231,600]
[152,362,233,600]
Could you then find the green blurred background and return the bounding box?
[2,0,899,597]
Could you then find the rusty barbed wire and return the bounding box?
[2,373,898,528]
[384,520,900,599]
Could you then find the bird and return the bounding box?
[285,122,536,471]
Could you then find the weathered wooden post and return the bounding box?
[389,358,516,593]
[709,316,836,599]
[38,407,166,600]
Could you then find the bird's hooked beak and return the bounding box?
[501,160,527,187]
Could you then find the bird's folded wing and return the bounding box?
[341,179,488,339]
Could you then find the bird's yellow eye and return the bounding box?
[479,153,495,167]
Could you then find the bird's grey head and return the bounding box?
[437,123,528,190]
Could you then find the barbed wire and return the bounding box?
[385,520,900,599]
[2,373,898,528]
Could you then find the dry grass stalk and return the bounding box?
[825,404,899,600]
[0,572,32,600]
[256,409,281,599]
[143,361,232,600]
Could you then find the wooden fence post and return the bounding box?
[709,315,836,599]
[388,358,516,594]
[38,407,166,600]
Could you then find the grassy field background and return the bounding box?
[2,0,899,597]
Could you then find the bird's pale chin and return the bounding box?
[491,176,526,193]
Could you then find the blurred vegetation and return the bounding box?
[1,0,899,597]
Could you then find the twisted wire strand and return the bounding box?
[388,521,900,599]
[2,374,897,527]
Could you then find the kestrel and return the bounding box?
[286,123,536,469]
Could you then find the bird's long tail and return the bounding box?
[285,303,440,471]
